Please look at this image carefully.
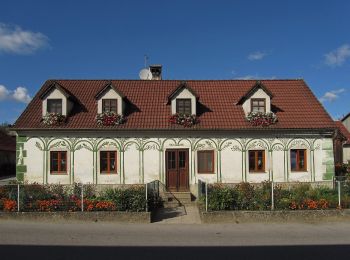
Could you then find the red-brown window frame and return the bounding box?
[251,98,266,113]
[197,150,215,174]
[50,151,67,174]
[47,99,63,114]
[290,149,307,172]
[102,99,118,113]
[176,98,192,114]
[248,150,265,172]
[100,151,118,174]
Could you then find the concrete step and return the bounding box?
[161,192,193,204]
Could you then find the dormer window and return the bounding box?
[102,99,118,113]
[251,98,266,113]
[47,99,63,114]
[176,99,192,114]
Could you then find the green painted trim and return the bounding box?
[46,150,49,184]
[16,143,24,150]
[16,165,27,173]
[216,150,219,182]
[95,151,98,184]
[270,150,274,182]
[16,172,24,182]
[16,150,27,158]
[218,150,222,182]
[17,136,27,143]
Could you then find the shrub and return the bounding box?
[206,184,237,210]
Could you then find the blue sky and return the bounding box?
[0,0,349,123]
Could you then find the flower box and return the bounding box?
[246,111,277,127]
[169,113,199,127]
[42,113,66,126]
[96,112,125,126]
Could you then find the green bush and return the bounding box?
[100,185,146,212]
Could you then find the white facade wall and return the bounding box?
[19,133,335,194]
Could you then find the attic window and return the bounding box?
[47,99,62,114]
[176,99,192,114]
[251,98,266,113]
[102,99,117,113]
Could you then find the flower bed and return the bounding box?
[201,181,350,211]
[95,112,125,126]
[0,183,150,212]
[169,113,199,127]
[246,111,277,126]
[42,113,66,126]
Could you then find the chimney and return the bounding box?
[149,65,162,80]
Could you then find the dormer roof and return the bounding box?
[39,81,71,99]
[237,81,273,105]
[167,81,199,104]
[95,81,125,100]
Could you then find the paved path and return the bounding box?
[1,220,350,246]
[152,204,202,224]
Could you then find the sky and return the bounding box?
[0,0,349,123]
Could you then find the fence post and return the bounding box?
[145,183,148,212]
[205,182,208,212]
[338,181,341,209]
[81,183,84,212]
[17,184,20,212]
[271,181,274,211]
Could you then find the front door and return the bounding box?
[166,149,189,192]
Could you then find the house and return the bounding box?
[0,129,16,177]
[335,115,350,163]
[12,67,337,196]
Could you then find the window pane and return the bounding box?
[291,150,297,170]
[198,152,206,172]
[47,99,62,114]
[177,99,192,114]
[206,152,213,171]
[100,159,108,172]
[110,157,116,171]
[299,150,305,170]
[257,151,263,170]
[249,151,255,171]
[179,151,186,168]
[51,159,58,172]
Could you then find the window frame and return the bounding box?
[50,151,67,174]
[47,99,63,114]
[290,149,307,172]
[100,150,118,174]
[102,99,118,113]
[197,150,215,174]
[248,150,266,173]
[176,98,192,115]
[251,98,266,113]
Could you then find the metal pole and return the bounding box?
[338,181,341,209]
[17,184,20,212]
[205,182,208,212]
[145,183,148,212]
[271,181,274,211]
[81,184,84,212]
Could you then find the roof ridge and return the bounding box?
[52,79,304,82]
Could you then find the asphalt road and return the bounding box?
[1,220,350,246]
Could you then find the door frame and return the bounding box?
[165,148,190,192]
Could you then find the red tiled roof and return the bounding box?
[335,121,350,145]
[13,79,336,131]
[0,131,15,152]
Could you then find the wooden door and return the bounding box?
[166,149,189,192]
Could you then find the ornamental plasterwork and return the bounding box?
[271,143,284,151]
[48,140,69,150]
[144,143,159,151]
[35,141,44,151]
[231,145,242,152]
[289,139,309,149]
[246,140,268,150]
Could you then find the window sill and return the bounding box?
[249,171,267,174]
[198,172,215,174]
[100,172,118,175]
[50,172,68,175]
[291,170,308,173]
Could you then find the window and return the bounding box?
[198,150,214,173]
[251,98,266,113]
[50,151,67,174]
[102,99,118,113]
[47,99,62,114]
[291,149,307,171]
[176,99,192,114]
[249,150,265,172]
[100,151,117,174]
